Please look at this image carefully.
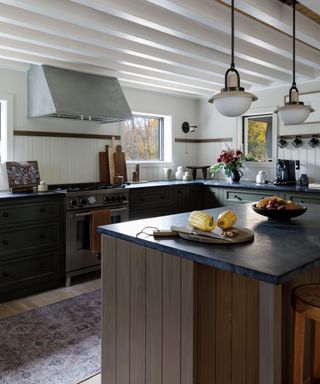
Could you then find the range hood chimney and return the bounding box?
[27,65,133,123]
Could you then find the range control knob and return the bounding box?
[88,196,96,205]
[121,195,127,201]
[70,200,77,207]
[111,196,116,202]
[80,198,87,205]
[104,196,110,202]
[116,195,121,201]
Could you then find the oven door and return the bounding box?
[66,204,129,274]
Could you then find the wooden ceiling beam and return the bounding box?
[0,0,315,80]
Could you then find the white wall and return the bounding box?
[0,67,199,184]
[197,79,320,182]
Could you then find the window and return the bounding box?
[121,114,166,161]
[0,96,14,163]
[243,113,273,162]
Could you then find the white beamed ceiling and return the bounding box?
[0,0,319,98]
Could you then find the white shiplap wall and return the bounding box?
[0,66,199,184]
[278,142,320,182]
[197,80,320,182]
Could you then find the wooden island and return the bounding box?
[98,203,320,384]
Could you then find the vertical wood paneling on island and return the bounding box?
[246,278,260,384]
[197,264,216,383]
[163,252,181,384]
[101,236,117,384]
[215,269,232,384]
[259,282,282,384]
[181,259,194,384]
[130,243,146,384]
[146,248,163,384]
[232,274,247,384]
[116,240,130,384]
[196,266,260,384]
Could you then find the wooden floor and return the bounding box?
[0,276,102,384]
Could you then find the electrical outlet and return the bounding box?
[295,160,300,170]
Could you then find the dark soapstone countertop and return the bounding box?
[0,190,64,201]
[98,203,320,285]
[125,179,320,193]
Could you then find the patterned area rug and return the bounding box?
[0,289,101,384]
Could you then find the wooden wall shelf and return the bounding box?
[14,130,121,140]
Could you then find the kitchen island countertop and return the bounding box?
[98,202,320,284]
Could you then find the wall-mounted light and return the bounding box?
[182,121,197,133]
[208,0,257,117]
[308,135,319,148]
[292,136,303,148]
[275,0,314,125]
[278,137,288,149]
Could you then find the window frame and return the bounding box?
[0,94,14,163]
[121,112,172,165]
[241,112,277,164]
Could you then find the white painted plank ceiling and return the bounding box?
[0,0,318,98]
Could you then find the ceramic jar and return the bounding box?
[256,170,266,184]
[183,171,192,181]
[175,166,184,180]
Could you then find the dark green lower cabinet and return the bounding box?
[129,185,205,220]
[0,196,65,302]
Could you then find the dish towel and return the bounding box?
[90,208,111,254]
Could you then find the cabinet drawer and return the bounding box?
[284,193,320,205]
[130,188,174,210]
[221,189,277,204]
[0,222,61,255]
[0,199,62,225]
[0,250,63,289]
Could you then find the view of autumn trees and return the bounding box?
[247,118,272,161]
[122,116,162,160]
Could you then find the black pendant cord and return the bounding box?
[224,0,241,88]
[292,0,296,86]
[289,0,298,102]
[231,0,235,69]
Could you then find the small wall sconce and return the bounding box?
[182,121,197,133]
[308,135,319,148]
[292,136,303,148]
[278,137,288,149]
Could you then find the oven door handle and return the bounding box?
[75,207,127,217]
[75,212,92,217]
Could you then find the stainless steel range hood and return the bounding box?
[27,65,133,123]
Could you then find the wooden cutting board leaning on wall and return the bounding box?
[99,145,110,184]
[114,144,127,182]
[108,140,116,184]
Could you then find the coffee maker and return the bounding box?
[274,159,296,185]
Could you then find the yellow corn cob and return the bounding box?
[188,211,216,232]
[217,210,237,229]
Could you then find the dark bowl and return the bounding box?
[252,204,307,220]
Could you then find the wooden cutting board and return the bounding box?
[171,225,254,244]
[114,144,127,182]
[99,145,110,184]
[108,144,116,184]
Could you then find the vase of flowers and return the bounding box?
[210,147,244,182]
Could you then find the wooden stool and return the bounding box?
[292,284,320,384]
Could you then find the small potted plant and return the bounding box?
[210,147,244,182]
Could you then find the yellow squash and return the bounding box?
[188,211,216,232]
[217,210,237,229]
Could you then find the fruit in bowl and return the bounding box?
[253,196,307,220]
[255,196,304,211]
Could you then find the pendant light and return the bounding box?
[275,0,314,125]
[208,0,257,117]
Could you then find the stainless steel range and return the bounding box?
[53,183,129,286]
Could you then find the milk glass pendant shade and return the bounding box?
[275,0,314,125]
[208,0,257,117]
